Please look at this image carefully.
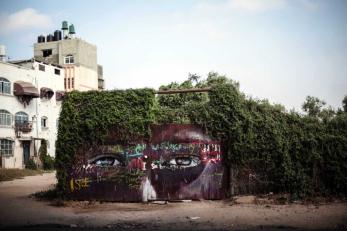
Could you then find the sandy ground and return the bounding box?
[0,172,346,231]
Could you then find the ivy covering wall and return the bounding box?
[199,84,346,197]
[157,72,347,197]
[55,89,156,195]
[56,74,347,198]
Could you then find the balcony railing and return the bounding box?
[15,121,33,133]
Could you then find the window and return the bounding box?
[64,55,74,64]
[68,78,70,89]
[54,68,60,75]
[64,78,66,89]
[15,112,29,124]
[0,139,13,156]
[41,116,48,129]
[42,49,52,57]
[0,77,11,94]
[39,64,45,72]
[0,110,12,126]
[71,78,74,88]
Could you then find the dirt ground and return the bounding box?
[0,172,346,231]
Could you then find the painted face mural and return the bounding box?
[69,124,224,201]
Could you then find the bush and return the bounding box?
[43,155,55,170]
[34,187,59,200]
[39,139,55,170]
[26,159,37,170]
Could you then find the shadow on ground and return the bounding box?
[1,223,346,231]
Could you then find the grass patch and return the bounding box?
[34,187,66,206]
[34,187,59,200]
[0,169,47,182]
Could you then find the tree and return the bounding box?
[319,106,335,123]
[302,96,326,117]
[206,71,239,88]
[343,95,347,112]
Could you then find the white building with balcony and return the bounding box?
[0,59,64,168]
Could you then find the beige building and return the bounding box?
[33,21,104,91]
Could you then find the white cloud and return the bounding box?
[196,0,287,14]
[229,0,287,12]
[0,8,53,34]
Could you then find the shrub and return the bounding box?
[39,139,55,170]
[26,159,37,170]
[43,155,55,170]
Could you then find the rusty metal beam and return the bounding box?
[156,87,211,94]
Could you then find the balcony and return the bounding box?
[15,122,33,133]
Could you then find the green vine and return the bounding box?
[55,73,347,198]
[157,72,347,197]
[55,89,155,196]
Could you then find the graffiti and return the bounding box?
[69,124,224,201]
[141,177,157,202]
[107,169,145,188]
[70,177,91,192]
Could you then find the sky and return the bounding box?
[0,0,346,111]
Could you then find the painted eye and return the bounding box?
[93,157,121,167]
[168,156,200,168]
[176,158,191,165]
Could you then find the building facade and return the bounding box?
[33,21,104,91]
[0,60,64,168]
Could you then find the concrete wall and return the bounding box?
[0,60,64,168]
[34,38,99,91]
[64,65,98,91]
[34,39,97,70]
[74,65,98,91]
[69,124,224,201]
[33,41,60,64]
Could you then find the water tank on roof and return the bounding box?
[69,24,76,34]
[54,30,62,41]
[46,34,54,42]
[37,35,45,43]
[62,21,69,39]
[62,21,68,30]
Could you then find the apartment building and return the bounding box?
[0,59,64,168]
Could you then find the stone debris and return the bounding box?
[234,195,256,204]
[151,200,168,205]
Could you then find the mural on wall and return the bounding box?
[69,124,224,202]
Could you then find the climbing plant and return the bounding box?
[39,139,54,170]
[157,73,347,197]
[55,73,347,198]
[55,89,156,196]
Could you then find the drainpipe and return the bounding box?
[34,74,39,157]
